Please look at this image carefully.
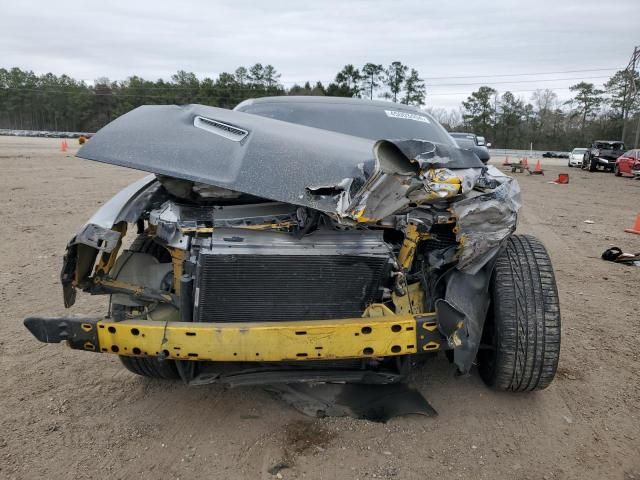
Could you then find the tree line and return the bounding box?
[0,62,425,133]
[1,63,638,149]
[443,70,640,150]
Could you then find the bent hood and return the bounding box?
[77,104,483,216]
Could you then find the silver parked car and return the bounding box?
[568,148,588,167]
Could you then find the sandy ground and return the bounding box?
[1,136,639,480]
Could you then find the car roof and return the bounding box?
[235,95,424,112]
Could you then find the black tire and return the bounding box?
[113,236,180,380]
[477,235,561,392]
[588,157,597,172]
[120,354,180,380]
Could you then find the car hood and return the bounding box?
[77,104,483,216]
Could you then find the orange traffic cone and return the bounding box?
[503,155,511,166]
[522,157,529,169]
[531,159,544,175]
[554,173,569,184]
[625,213,640,235]
[60,140,67,152]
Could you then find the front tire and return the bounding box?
[477,235,561,392]
[120,354,180,380]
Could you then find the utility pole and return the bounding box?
[624,46,640,147]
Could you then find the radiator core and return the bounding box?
[193,229,392,322]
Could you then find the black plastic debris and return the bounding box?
[601,247,640,266]
[266,383,437,422]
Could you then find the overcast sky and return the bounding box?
[1,0,638,109]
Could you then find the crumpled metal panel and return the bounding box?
[390,139,483,169]
[439,264,494,374]
[453,166,521,274]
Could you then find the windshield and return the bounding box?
[450,133,475,139]
[455,137,476,148]
[236,102,456,146]
[595,142,624,150]
[572,148,587,154]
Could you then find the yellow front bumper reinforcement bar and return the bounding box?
[24,314,444,362]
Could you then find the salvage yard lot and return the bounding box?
[1,136,639,480]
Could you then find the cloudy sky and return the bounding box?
[1,0,638,109]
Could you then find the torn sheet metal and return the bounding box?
[390,138,484,169]
[266,383,437,422]
[73,174,161,253]
[453,166,521,274]
[344,144,482,222]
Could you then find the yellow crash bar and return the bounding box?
[96,315,431,362]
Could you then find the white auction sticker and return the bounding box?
[384,110,431,123]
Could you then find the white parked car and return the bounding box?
[568,148,587,167]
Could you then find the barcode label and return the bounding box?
[384,110,431,123]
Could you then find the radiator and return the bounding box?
[193,229,392,322]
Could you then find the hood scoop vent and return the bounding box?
[194,116,248,142]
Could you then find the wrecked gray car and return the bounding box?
[24,96,560,392]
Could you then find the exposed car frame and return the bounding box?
[24,97,560,392]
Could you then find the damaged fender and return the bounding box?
[436,263,494,374]
[61,175,162,307]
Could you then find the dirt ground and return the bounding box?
[1,136,639,480]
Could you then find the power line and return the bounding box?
[427,75,610,87]
[419,67,619,80]
[427,86,584,96]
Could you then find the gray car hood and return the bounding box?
[77,104,483,216]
